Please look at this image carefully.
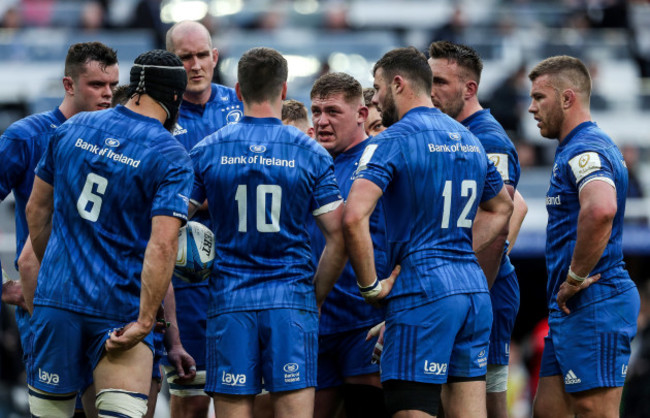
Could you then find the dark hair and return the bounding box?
[372,47,432,95]
[310,72,363,104]
[428,40,483,84]
[282,99,308,123]
[528,55,591,97]
[64,42,118,80]
[362,87,376,107]
[237,47,288,104]
[111,85,131,107]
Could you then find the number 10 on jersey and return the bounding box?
[235,184,282,233]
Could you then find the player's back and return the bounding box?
[356,107,502,312]
[34,105,193,321]
[191,117,341,316]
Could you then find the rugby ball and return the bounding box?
[174,221,215,283]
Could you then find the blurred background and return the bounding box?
[1,0,649,417]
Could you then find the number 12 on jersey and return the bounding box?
[441,180,477,229]
[235,184,282,233]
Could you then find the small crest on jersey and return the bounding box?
[226,109,243,124]
[569,152,601,183]
[172,123,187,136]
[487,153,510,181]
[448,132,461,141]
[250,145,266,153]
[221,96,229,101]
[49,123,58,129]
[104,138,120,147]
[553,163,559,178]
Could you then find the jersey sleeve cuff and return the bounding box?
[151,208,188,225]
[578,176,615,193]
[312,199,343,217]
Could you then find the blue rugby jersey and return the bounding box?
[354,107,503,314]
[545,121,635,313]
[462,109,520,278]
[172,83,242,290]
[190,117,342,316]
[34,105,193,321]
[0,107,66,343]
[310,139,388,335]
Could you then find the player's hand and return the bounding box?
[1,278,27,311]
[167,344,197,384]
[557,273,600,315]
[363,265,400,307]
[154,304,169,334]
[365,321,386,365]
[105,321,151,352]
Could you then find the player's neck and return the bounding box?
[398,93,433,120]
[58,98,78,120]
[183,88,211,106]
[456,100,483,123]
[125,95,168,125]
[243,100,282,120]
[558,108,591,143]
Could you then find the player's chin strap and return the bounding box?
[96,389,148,418]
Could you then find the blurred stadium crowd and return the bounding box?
[1,0,650,417]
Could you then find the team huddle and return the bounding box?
[0,18,640,418]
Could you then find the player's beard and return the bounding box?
[540,99,564,140]
[442,90,464,120]
[380,89,399,128]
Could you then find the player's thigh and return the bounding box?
[441,380,486,418]
[94,341,154,395]
[382,296,471,384]
[533,375,572,418]
[260,309,318,393]
[570,386,623,417]
[314,387,342,418]
[271,387,315,418]
[170,394,211,418]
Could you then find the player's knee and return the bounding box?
[486,364,509,393]
[95,389,148,418]
[342,383,388,418]
[28,385,77,418]
[383,379,441,417]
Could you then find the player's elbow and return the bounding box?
[585,200,617,227]
[342,205,364,241]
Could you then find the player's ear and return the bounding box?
[358,105,369,124]
[212,48,219,67]
[562,89,575,109]
[465,80,478,99]
[63,76,75,96]
[392,75,404,94]
[281,82,288,100]
[235,82,243,101]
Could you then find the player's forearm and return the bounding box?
[314,234,347,306]
[26,208,52,262]
[17,240,39,314]
[162,283,183,349]
[343,214,377,288]
[569,206,613,277]
[139,238,178,330]
[506,190,527,254]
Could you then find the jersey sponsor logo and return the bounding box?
[171,123,187,136]
[220,155,295,167]
[423,360,448,375]
[428,143,482,153]
[487,153,510,182]
[250,145,266,153]
[622,364,628,377]
[448,132,462,141]
[564,369,581,385]
[104,138,120,147]
[477,349,488,367]
[221,370,247,386]
[38,368,60,385]
[355,144,378,176]
[569,152,602,183]
[75,138,141,168]
[546,195,561,206]
[226,109,243,124]
[283,363,301,383]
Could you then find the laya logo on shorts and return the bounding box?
[564,370,581,385]
[38,368,60,385]
[423,361,447,375]
[221,371,246,386]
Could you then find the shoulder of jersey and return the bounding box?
[3,110,60,138]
